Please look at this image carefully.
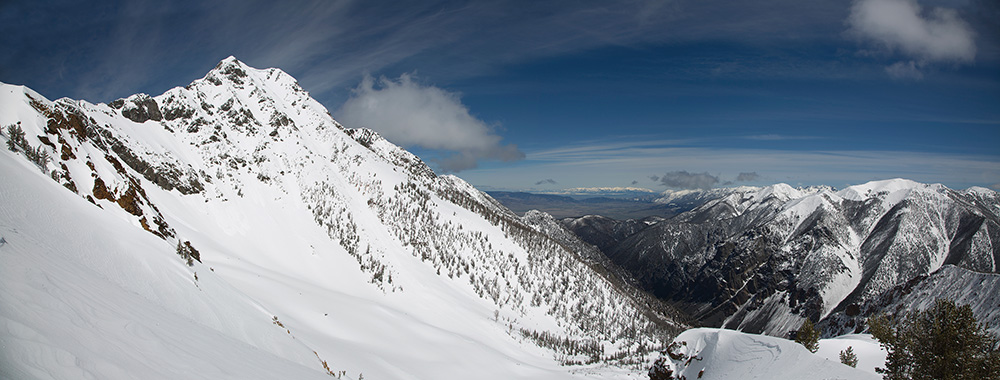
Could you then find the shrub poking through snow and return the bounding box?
[795,319,820,353]
[839,346,858,368]
[176,240,201,266]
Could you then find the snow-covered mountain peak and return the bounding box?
[751,183,805,204]
[206,55,254,85]
[965,186,998,196]
[836,178,928,201]
[2,59,680,379]
[202,56,307,96]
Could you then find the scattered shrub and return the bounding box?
[839,346,858,368]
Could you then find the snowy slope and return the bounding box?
[653,328,878,380]
[814,334,887,376]
[0,57,676,379]
[0,149,332,380]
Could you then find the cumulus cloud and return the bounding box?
[535,179,558,185]
[848,0,976,78]
[631,180,639,185]
[737,172,760,182]
[337,73,524,172]
[649,175,661,182]
[658,171,719,189]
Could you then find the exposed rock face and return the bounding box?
[111,93,163,123]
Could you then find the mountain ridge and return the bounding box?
[0,57,679,379]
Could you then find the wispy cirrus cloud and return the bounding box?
[1,0,871,104]
[460,138,1000,191]
[744,134,822,141]
[1,0,692,102]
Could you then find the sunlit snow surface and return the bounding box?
[0,153,332,380]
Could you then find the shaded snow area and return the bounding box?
[0,58,672,379]
[656,328,880,380]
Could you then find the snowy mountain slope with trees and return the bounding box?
[0,57,679,379]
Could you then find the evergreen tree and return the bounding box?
[795,319,821,353]
[6,124,25,152]
[869,298,1000,380]
[839,346,858,368]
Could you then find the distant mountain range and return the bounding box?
[558,180,1000,337]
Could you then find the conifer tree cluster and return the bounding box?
[4,123,50,167]
[869,299,1000,380]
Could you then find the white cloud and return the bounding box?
[337,73,524,172]
[849,0,976,62]
[848,0,976,77]
[885,60,925,80]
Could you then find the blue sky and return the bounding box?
[2,0,998,191]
